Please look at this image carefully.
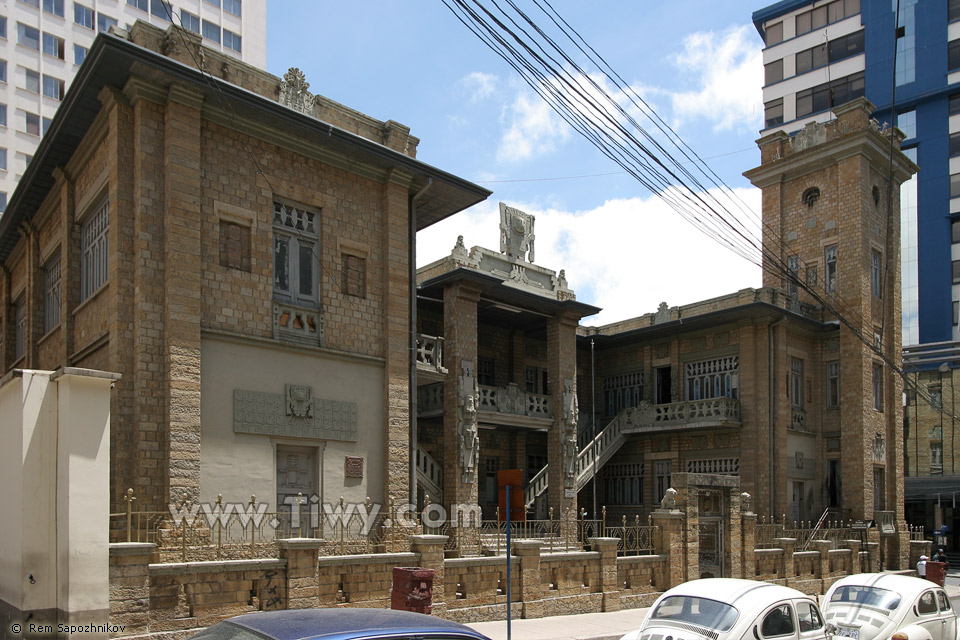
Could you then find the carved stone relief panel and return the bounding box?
[234,386,358,441]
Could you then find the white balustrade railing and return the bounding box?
[273,302,324,346]
[415,334,445,373]
[651,398,740,425]
[526,393,551,417]
[479,385,499,410]
[479,384,553,419]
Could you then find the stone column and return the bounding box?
[442,281,483,513]
[382,171,414,508]
[409,534,448,615]
[741,511,757,580]
[651,508,685,589]
[546,311,579,516]
[774,537,796,584]
[109,543,157,634]
[278,539,322,609]
[162,84,205,505]
[590,537,622,612]
[512,539,543,619]
[813,540,833,583]
[726,489,745,579]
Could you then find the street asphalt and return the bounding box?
[465,571,960,640]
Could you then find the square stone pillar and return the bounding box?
[443,282,483,513]
[546,311,580,516]
[741,512,757,579]
[774,538,796,584]
[109,543,157,634]
[813,540,832,582]
[589,537,622,612]
[512,539,543,619]
[278,539,323,609]
[409,534,448,615]
[651,509,685,589]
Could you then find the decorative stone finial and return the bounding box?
[740,492,752,513]
[660,487,678,510]
[499,202,535,262]
[654,301,671,325]
[279,67,316,115]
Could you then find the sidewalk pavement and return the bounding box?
[465,573,960,640]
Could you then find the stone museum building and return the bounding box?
[0,21,489,519]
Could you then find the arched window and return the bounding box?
[802,187,820,207]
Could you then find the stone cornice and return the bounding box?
[745,128,918,189]
[122,75,169,107]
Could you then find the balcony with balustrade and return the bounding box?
[415,333,447,382]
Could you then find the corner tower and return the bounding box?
[745,99,917,543]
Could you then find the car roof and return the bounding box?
[661,578,814,608]
[827,573,942,599]
[223,608,491,640]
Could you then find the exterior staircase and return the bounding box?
[416,446,443,504]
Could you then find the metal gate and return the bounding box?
[698,489,725,578]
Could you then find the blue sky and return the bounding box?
[267,1,767,325]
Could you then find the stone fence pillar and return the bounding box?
[278,539,322,609]
[109,542,157,635]
[813,540,832,581]
[774,538,796,582]
[409,534,448,614]
[651,509,684,589]
[740,513,757,579]
[512,539,543,619]
[589,537,621,612]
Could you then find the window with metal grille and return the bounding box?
[81,199,109,301]
[684,356,738,401]
[273,200,319,305]
[14,295,26,361]
[824,245,838,292]
[44,254,61,333]
[603,463,644,505]
[603,371,643,416]
[826,361,840,409]
[790,358,804,410]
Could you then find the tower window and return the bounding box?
[802,187,820,207]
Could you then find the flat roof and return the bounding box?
[752,0,817,37]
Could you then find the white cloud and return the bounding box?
[667,26,763,132]
[497,90,570,162]
[417,188,763,326]
[460,71,499,102]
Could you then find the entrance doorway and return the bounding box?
[277,445,316,536]
[655,367,672,404]
[698,489,725,578]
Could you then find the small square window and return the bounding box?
[20,0,40,8]
[127,0,148,11]
[204,0,221,6]
[223,29,241,52]
[202,20,221,43]
[343,254,366,298]
[0,61,6,83]
[181,10,200,33]
[0,17,7,39]
[17,23,40,49]
[24,112,40,136]
[42,116,51,135]
[43,0,64,17]
[224,0,241,16]
[42,33,65,59]
[765,59,783,85]
[23,68,39,93]
[0,104,7,127]
[950,40,960,71]
[951,94,960,116]
[73,3,93,29]
[42,75,63,100]
[950,132,960,157]
[953,259,960,283]
[765,21,783,46]
[951,0,960,21]
[74,44,88,65]
[150,0,171,20]
[97,13,117,33]
[765,98,783,129]
[0,148,7,170]
[953,219,960,243]
[218,220,250,271]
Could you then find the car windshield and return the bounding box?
[651,595,739,632]
[190,622,270,640]
[829,586,901,612]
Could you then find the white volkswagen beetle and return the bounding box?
[620,578,831,640]
[822,573,958,640]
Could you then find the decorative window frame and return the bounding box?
[79,197,109,302]
[272,198,320,307]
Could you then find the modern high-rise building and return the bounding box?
[0,0,266,211]
[753,0,960,548]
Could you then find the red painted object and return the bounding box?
[925,561,946,586]
[391,567,435,614]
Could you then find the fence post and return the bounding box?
[410,534,448,616]
[651,508,685,588]
[741,510,757,580]
[512,539,544,619]
[590,537,622,612]
[177,492,189,562]
[249,495,257,554]
[123,488,136,543]
[774,536,797,585]
[216,494,223,561]
[279,538,321,609]
[813,539,832,586]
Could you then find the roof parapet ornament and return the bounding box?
[278,67,316,115]
[499,202,535,263]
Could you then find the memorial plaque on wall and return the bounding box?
[345,456,364,478]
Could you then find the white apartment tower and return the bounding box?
[0,0,266,209]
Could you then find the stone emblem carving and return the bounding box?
[872,433,885,462]
[561,379,579,489]
[278,67,316,115]
[792,121,827,152]
[234,386,357,441]
[286,384,314,418]
[499,202,535,262]
[458,361,480,483]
